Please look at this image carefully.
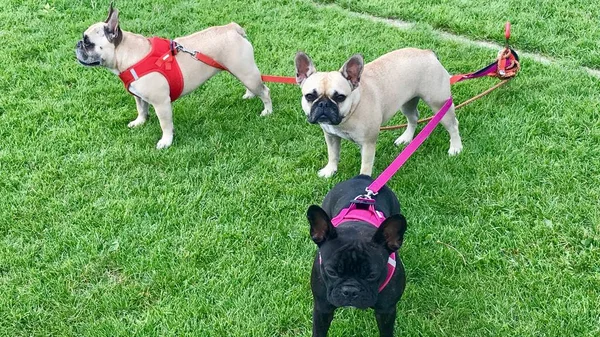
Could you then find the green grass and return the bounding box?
[316,0,600,69]
[1,0,599,336]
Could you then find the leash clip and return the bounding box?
[358,188,377,200]
[365,188,377,197]
[175,43,194,57]
[350,188,378,206]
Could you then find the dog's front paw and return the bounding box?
[260,108,273,116]
[394,132,413,146]
[127,117,147,128]
[156,137,173,149]
[318,165,337,178]
[448,143,463,156]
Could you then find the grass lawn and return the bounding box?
[1,0,599,336]
[317,0,600,69]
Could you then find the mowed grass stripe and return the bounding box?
[315,0,600,69]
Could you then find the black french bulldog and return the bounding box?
[307,175,407,337]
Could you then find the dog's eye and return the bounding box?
[325,268,338,277]
[367,272,379,281]
[305,93,317,102]
[333,94,347,103]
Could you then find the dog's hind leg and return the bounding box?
[426,98,462,155]
[237,70,272,116]
[242,88,255,99]
[225,40,273,116]
[440,103,463,155]
[394,97,420,146]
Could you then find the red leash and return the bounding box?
[259,75,297,84]
[180,45,296,84]
[178,21,518,88]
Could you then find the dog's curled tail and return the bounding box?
[229,22,248,39]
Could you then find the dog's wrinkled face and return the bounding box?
[295,52,364,125]
[320,241,389,308]
[307,205,407,308]
[75,4,122,68]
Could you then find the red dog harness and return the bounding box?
[118,37,184,101]
[320,199,397,292]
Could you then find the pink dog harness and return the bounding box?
[322,198,397,292]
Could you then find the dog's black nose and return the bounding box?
[77,40,83,49]
[341,286,359,299]
[317,100,327,108]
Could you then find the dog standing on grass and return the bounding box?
[295,50,462,178]
[75,5,272,149]
[307,175,408,337]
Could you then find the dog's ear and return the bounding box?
[105,2,116,23]
[372,214,407,253]
[295,52,316,85]
[340,54,364,90]
[104,3,122,46]
[307,205,337,246]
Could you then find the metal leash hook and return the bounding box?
[365,188,378,198]
[349,191,376,210]
[348,188,378,207]
[175,43,193,57]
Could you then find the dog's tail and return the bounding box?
[229,22,248,39]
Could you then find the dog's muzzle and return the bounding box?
[329,283,375,309]
[309,98,341,125]
[75,41,101,66]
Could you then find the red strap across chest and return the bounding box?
[118,37,184,101]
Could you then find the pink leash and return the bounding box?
[322,97,453,292]
[366,97,454,195]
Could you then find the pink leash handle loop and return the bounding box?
[366,98,454,194]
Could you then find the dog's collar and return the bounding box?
[319,198,396,292]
